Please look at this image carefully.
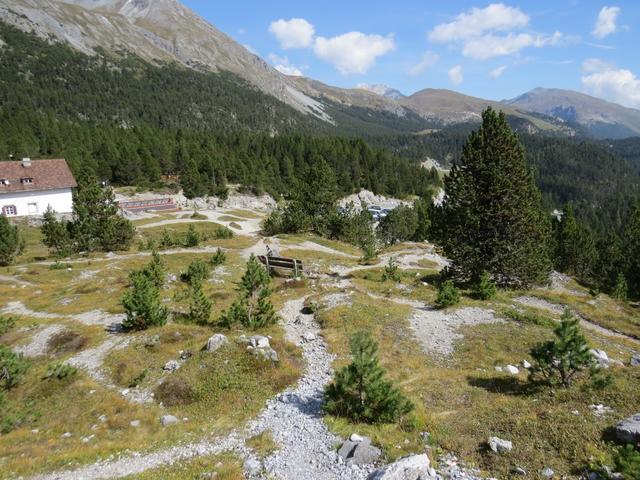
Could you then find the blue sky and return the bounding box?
[181,1,640,107]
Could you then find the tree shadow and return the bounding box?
[467,375,544,396]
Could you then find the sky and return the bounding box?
[181,1,640,107]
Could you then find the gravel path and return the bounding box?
[2,301,124,327]
[14,324,65,357]
[65,336,131,385]
[0,274,32,286]
[29,296,369,480]
[514,296,639,343]
[136,209,263,236]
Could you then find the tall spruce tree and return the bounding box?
[554,204,598,282]
[622,203,640,299]
[432,108,552,288]
[0,215,23,266]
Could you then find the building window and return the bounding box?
[2,205,17,216]
[28,203,38,214]
[21,177,34,184]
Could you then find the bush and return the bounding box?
[0,346,30,390]
[121,270,168,331]
[324,331,413,424]
[180,259,210,285]
[220,254,277,329]
[49,261,72,270]
[210,248,226,266]
[154,376,194,406]
[382,257,401,282]
[0,315,16,336]
[529,310,595,387]
[185,224,200,247]
[500,308,556,328]
[613,444,640,479]
[377,205,418,245]
[0,215,24,265]
[44,362,78,380]
[472,271,497,300]
[436,280,460,308]
[187,280,213,325]
[160,229,177,248]
[128,369,148,388]
[612,272,628,302]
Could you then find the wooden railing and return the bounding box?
[118,198,177,212]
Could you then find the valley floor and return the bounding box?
[0,203,639,480]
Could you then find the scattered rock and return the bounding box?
[163,360,180,372]
[367,454,433,480]
[614,413,640,444]
[488,436,513,453]
[81,435,95,444]
[590,404,614,417]
[144,335,160,348]
[338,436,381,466]
[98,414,107,423]
[62,432,72,438]
[130,420,141,428]
[631,355,640,367]
[179,350,192,360]
[302,332,317,343]
[590,349,610,367]
[513,467,527,476]
[505,365,519,375]
[205,334,228,352]
[249,335,270,349]
[522,360,532,369]
[251,346,279,362]
[494,366,503,372]
[160,415,179,427]
[541,467,555,478]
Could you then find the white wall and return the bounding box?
[0,188,73,217]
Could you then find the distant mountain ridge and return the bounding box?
[1,0,639,139]
[504,88,640,139]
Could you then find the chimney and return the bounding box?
[21,157,31,168]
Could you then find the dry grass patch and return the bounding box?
[122,453,244,480]
[246,430,279,458]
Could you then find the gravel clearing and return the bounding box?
[14,324,65,357]
[408,307,504,357]
[2,301,124,327]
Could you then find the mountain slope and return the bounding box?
[0,0,328,118]
[505,87,640,139]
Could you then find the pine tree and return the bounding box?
[70,167,134,252]
[612,272,628,302]
[432,108,552,288]
[324,331,413,424]
[121,270,168,331]
[40,206,72,258]
[185,224,200,247]
[140,250,166,289]
[436,280,461,308]
[219,254,277,329]
[554,204,598,282]
[188,279,212,325]
[529,310,595,387]
[0,215,23,266]
[472,271,497,300]
[622,203,640,299]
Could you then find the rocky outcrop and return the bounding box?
[367,454,435,480]
[614,414,640,444]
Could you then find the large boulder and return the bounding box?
[367,454,434,480]
[206,334,228,353]
[590,349,610,367]
[250,335,270,349]
[338,435,381,466]
[488,437,513,453]
[614,414,640,444]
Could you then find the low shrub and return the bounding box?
[0,315,16,336]
[472,271,497,300]
[44,362,78,380]
[436,280,460,308]
[154,376,194,406]
[0,346,30,390]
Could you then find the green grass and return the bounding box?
[317,291,640,478]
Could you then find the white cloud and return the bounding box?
[592,6,620,39]
[581,58,640,108]
[429,3,529,42]
[313,32,396,75]
[489,65,507,78]
[409,50,439,76]
[267,53,304,77]
[462,31,562,60]
[448,65,464,85]
[268,18,315,49]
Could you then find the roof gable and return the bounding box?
[0,159,77,194]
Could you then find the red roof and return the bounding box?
[0,159,77,194]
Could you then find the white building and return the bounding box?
[0,158,77,217]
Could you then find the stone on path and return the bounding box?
[206,334,228,352]
[163,360,180,372]
[488,437,513,453]
[160,415,179,427]
[614,413,640,444]
[338,435,381,466]
[541,467,555,478]
[367,454,434,480]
